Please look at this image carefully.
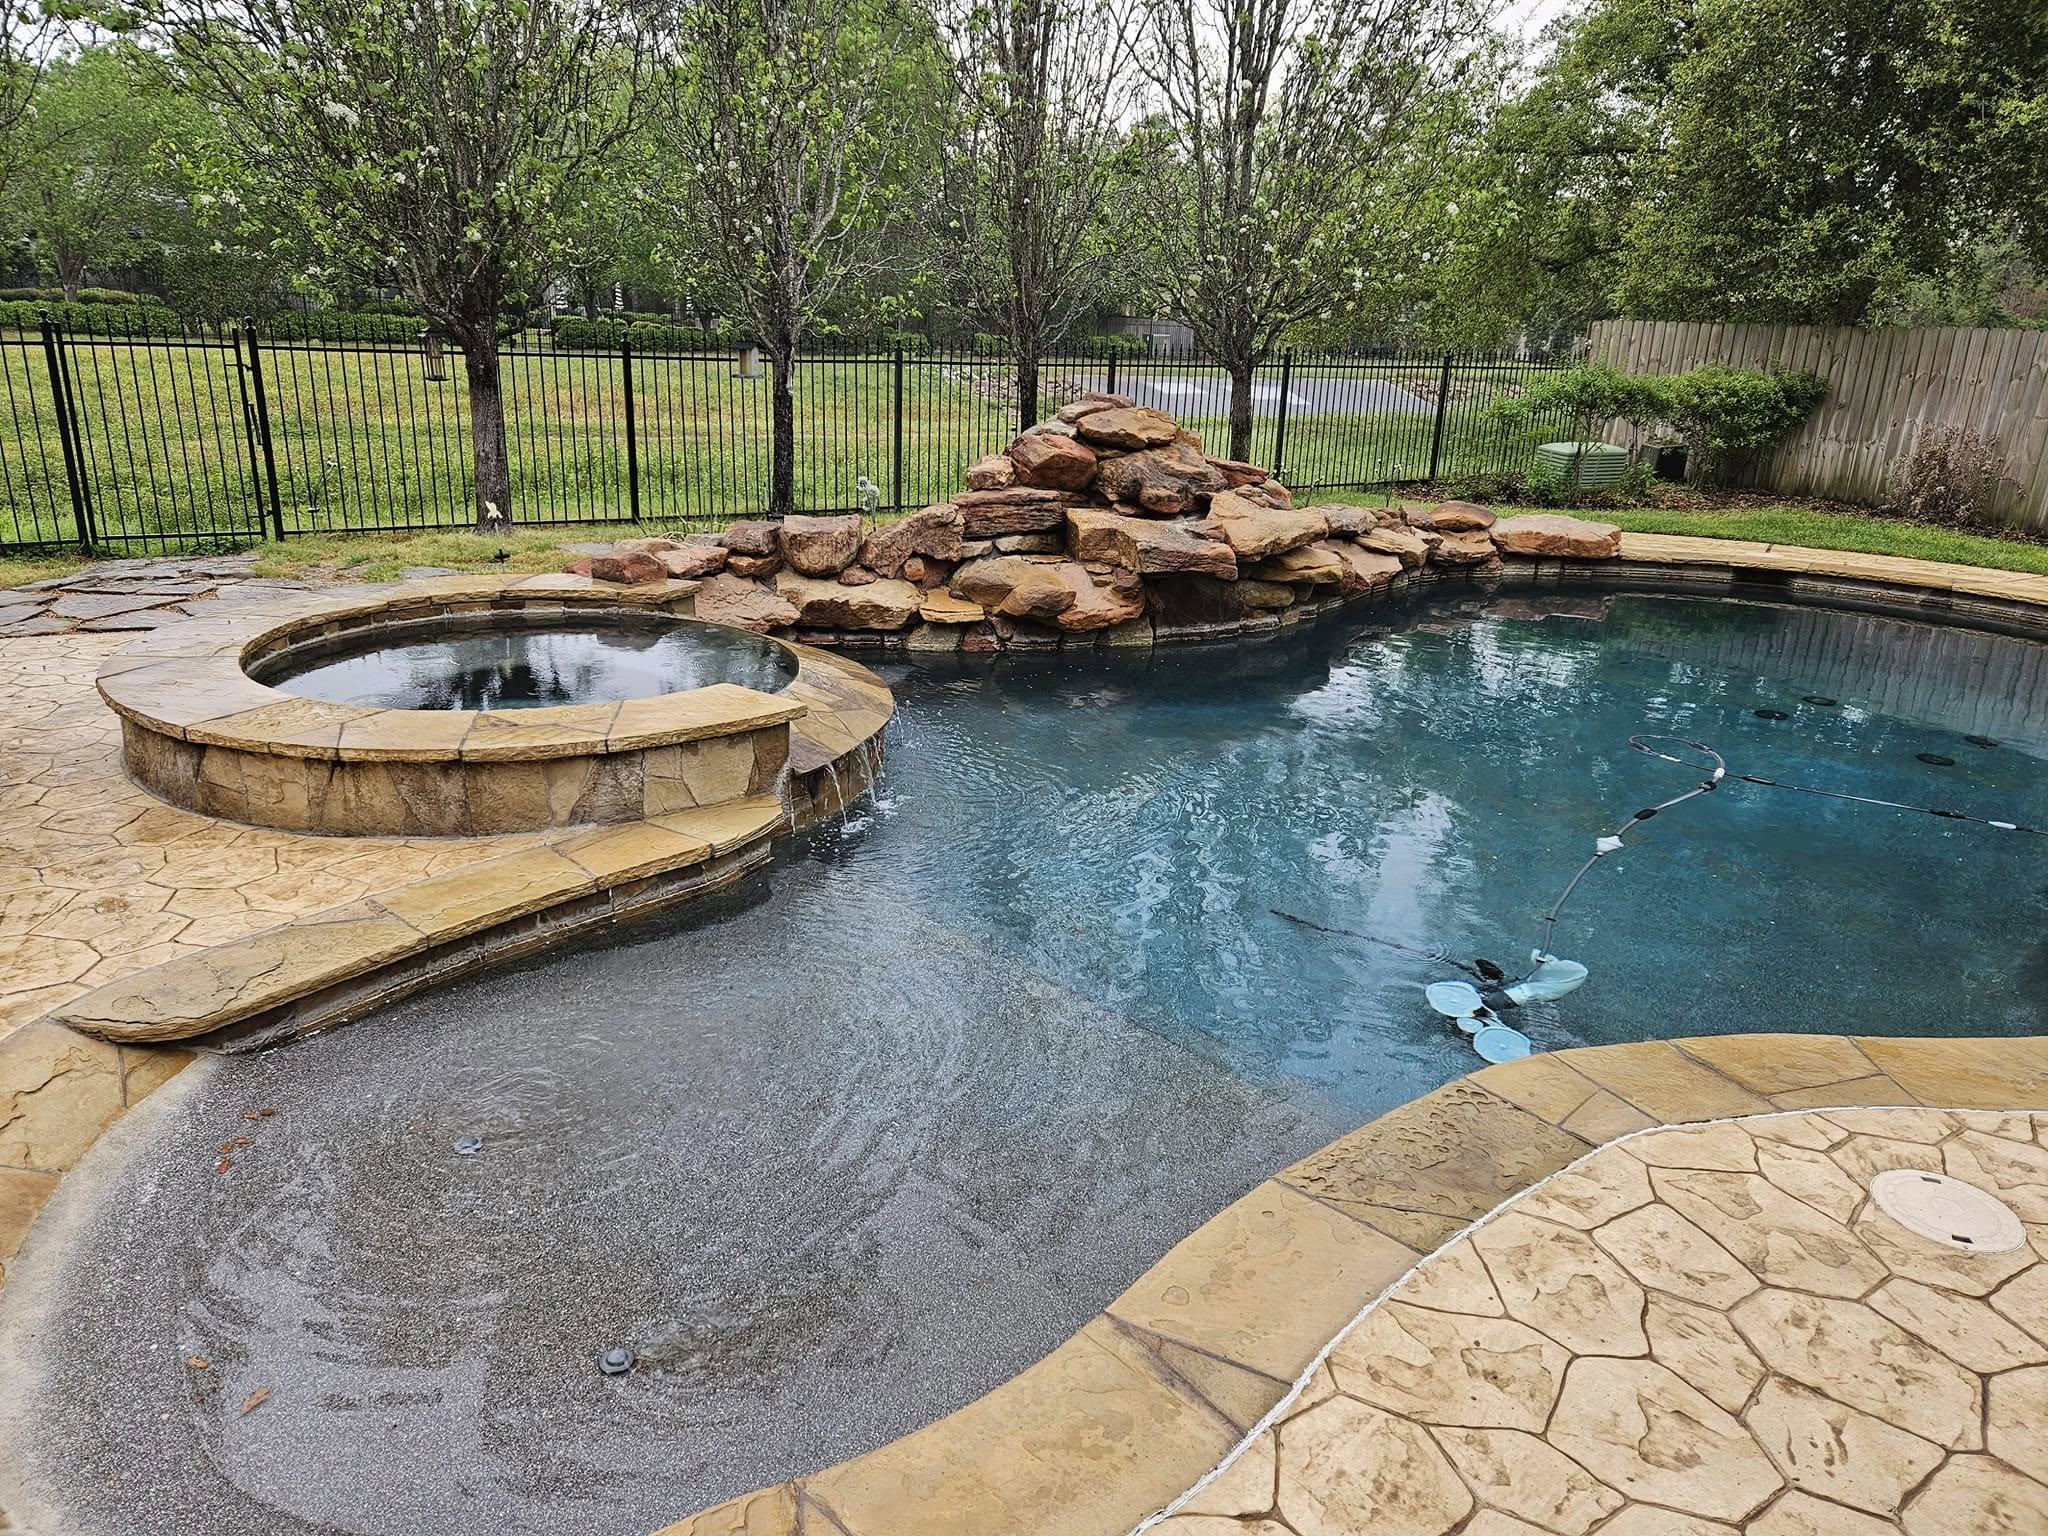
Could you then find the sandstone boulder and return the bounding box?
[1195,490,1330,560]
[1236,579,1298,609]
[1428,500,1497,532]
[1431,529,1499,565]
[1205,456,1270,488]
[1094,441,1228,515]
[837,564,877,585]
[1056,391,1134,423]
[694,573,799,632]
[951,554,1058,609]
[658,542,729,579]
[993,531,1064,554]
[1245,544,1347,586]
[995,566,1077,621]
[726,552,782,579]
[589,551,668,585]
[1489,513,1622,559]
[564,557,595,576]
[721,518,781,555]
[918,591,986,624]
[966,454,1016,490]
[1074,405,1180,450]
[1065,508,1237,579]
[778,513,863,576]
[1316,504,1379,537]
[952,487,1076,538]
[1315,539,1406,593]
[1048,563,1145,631]
[1353,526,1430,568]
[612,536,684,554]
[1009,432,1099,489]
[773,572,921,629]
[861,504,965,577]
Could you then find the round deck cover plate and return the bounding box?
[1870,1168,2025,1253]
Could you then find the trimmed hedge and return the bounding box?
[0,298,184,335]
[549,315,739,351]
[267,309,422,344]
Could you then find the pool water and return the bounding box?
[10,589,2048,1536]
[268,616,796,709]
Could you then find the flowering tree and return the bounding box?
[932,0,1139,430]
[650,0,922,516]
[1138,0,1496,460]
[132,0,651,527]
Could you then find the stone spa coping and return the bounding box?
[7,542,2048,1535]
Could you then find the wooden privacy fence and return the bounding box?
[1589,319,2048,529]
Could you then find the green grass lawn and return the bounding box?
[1600,506,2048,577]
[0,337,1558,552]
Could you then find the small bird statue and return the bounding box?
[855,475,882,515]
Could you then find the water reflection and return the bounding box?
[274,618,795,709]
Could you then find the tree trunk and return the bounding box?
[57,251,84,305]
[768,346,796,517]
[581,279,600,321]
[1227,359,1256,463]
[463,336,513,528]
[1015,352,1040,436]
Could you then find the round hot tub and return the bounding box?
[93,577,885,838]
[254,611,797,710]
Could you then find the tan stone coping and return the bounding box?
[660,1033,2048,1536]
[95,574,813,763]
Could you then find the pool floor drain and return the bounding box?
[1916,752,1957,767]
[1870,1169,2025,1252]
[1753,708,1789,721]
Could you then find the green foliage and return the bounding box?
[546,315,739,352]
[1082,333,1146,360]
[267,309,421,344]
[1485,360,1827,487]
[1661,365,1827,484]
[0,298,184,334]
[1499,0,2048,327]
[971,331,1008,356]
[877,328,929,356]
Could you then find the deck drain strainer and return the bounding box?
[1870,1169,2026,1252]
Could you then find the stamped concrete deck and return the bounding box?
[1147,1106,2048,1536]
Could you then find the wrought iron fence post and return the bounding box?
[1105,352,1119,398]
[1271,349,1295,480]
[1427,353,1454,483]
[241,317,285,540]
[891,349,905,512]
[621,339,640,523]
[37,318,93,552]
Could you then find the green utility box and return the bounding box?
[1535,440,1629,489]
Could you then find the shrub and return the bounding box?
[0,298,184,335]
[1887,427,2004,525]
[877,327,931,355]
[1485,361,1669,443]
[356,297,419,317]
[550,314,740,351]
[1660,363,1827,485]
[971,331,1008,355]
[1081,332,1147,360]
[268,309,421,344]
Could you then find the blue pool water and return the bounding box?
[9,588,2046,1536]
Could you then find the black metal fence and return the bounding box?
[0,322,1572,555]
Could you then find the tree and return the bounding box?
[0,1,55,175]
[3,46,201,301]
[932,0,1139,431]
[133,0,652,526]
[1136,0,1497,461]
[1511,0,2048,328]
[649,0,928,515]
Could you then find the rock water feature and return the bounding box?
[568,394,1624,648]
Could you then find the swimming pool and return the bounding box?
[8,587,2046,1535]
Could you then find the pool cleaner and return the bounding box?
[1279,727,2048,1064]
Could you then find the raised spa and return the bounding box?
[254,612,797,710]
[94,583,883,837]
